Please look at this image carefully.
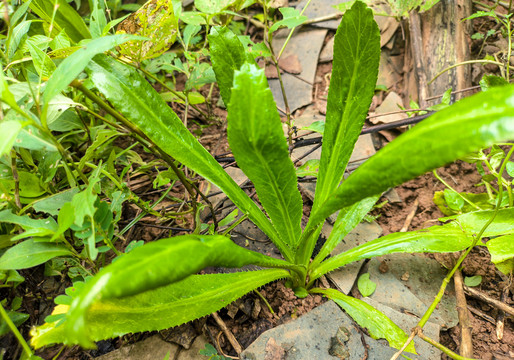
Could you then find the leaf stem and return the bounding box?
[432,169,481,210]
[417,330,477,360]
[277,0,313,59]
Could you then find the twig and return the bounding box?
[400,198,418,232]
[467,305,495,324]
[417,330,478,360]
[454,269,473,357]
[464,285,514,317]
[216,332,239,359]
[212,312,243,355]
[496,286,509,340]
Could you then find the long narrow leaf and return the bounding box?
[312,1,379,212]
[32,269,290,348]
[208,26,253,105]
[228,63,303,250]
[311,223,473,281]
[58,234,296,347]
[309,84,514,228]
[311,288,416,353]
[311,194,379,269]
[300,1,379,264]
[86,56,285,257]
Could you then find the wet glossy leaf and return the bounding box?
[311,195,379,268]
[36,234,293,347]
[441,208,514,237]
[312,288,416,353]
[302,1,380,264]
[443,189,464,211]
[310,85,514,228]
[0,239,73,270]
[228,63,302,252]
[208,26,254,105]
[32,269,289,348]
[86,55,282,258]
[357,273,376,297]
[313,222,473,280]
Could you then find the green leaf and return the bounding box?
[6,20,32,61]
[311,195,379,268]
[85,55,284,259]
[32,269,289,348]
[296,159,320,177]
[38,234,293,347]
[43,34,143,107]
[31,188,80,216]
[303,1,380,264]
[51,202,75,241]
[464,275,482,287]
[0,239,73,270]
[228,63,302,251]
[486,234,514,274]
[299,120,325,134]
[0,121,22,157]
[27,41,56,79]
[268,7,308,34]
[27,0,91,43]
[442,208,514,237]
[443,189,464,211]
[310,85,514,227]
[0,310,29,336]
[194,0,238,14]
[311,288,416,353]
[0,210,58,231]
[357,273,376,297]
[312,222,473,281]
[208,26,253,106]
[479,74,509,91]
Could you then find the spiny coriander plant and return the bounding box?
[30,1,514,354]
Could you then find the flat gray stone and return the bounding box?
[319,36,334,63]
[326,221,383,294]
[296,0,344,29]
[368,253,459,329]
[371,91,407,124]
[241,301,366,360]
[95,335,179,360]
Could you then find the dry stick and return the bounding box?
[467,305,496,324]
[463,285,514,317]
[496,286,509,340]
[399,198,418,232]
[211,312,243,355]
[408,11,429,108]
[453,269,474,357]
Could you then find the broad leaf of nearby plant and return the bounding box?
[486,234,514,274]
[311,223,473,282]
[43,34,144,106]
[32,269,290,348]
[86,55,283,258]
[312,288,416,353]
[208,26,254,105]
[441,208,514,237]
[357,273,376,297]
[194,0,239,15]
[302,0,380,264]
[310,85,514,227]
[26,0,91,43]
[58,234,296,346]
[227,64,303,250]
[0,239,73,270]
[268,7,308,34]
